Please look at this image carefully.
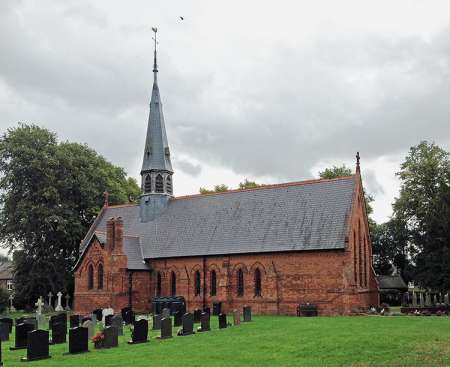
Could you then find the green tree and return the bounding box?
[319,165,353,179]
[238,179,261,190]
[200,184,229,194]
[0,124,140,306]
[393,141,450,290]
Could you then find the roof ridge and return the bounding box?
[94,230,140,239]
[175,175,355,200]
[107,203,139,209]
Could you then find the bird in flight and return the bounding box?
[180,16,184,20]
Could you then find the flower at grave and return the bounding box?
[92,331,105,343]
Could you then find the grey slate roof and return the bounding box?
[79,176,355,264]
[377,275,408,290]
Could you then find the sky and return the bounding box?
[1,0,450,224]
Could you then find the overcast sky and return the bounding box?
[1,0,450,223]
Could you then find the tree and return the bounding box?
[392,141,450,291]
[200,184,229,194]
[319,165,353,179]
[0,124,140,306]
[238,179,261,190]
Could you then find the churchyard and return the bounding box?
[0,309,449,366]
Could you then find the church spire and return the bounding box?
[140,27,174,204]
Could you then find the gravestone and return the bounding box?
[16,317,25,325]
[0,318,13,333]
[37,314,46,330]
[104,314,113,327]
[122,308,135,325]
[21,329,50,362]
[178,313,194,336]
[24,317,38,330]
[49,313,67,331]
[50,321,66,344]
[233,309,241,326]
[152,314,162,330]
[174,311,182,327]
[47,292,54,311]
[243,306,252,322]
[91,313,97,327]
[159,317,172,339]
[81,316,91,324]
[65,294,71,311]
[103,326,118,348]
[212,302,222,316]
[193,309,202,323]
[93,309,103,321]
[70,315,80,328]
[218,313,227,329]
[445,293,450,305]
[10,322,34,350]
[82,320,95,339]
[35,296,44,315]
[111,315,124,336]
[55,291,64,312]
[0,322,9,341]
[203,307,211,315]
[162,308,170,319]
[128,319,148,344]
[9,294,16,312]
[67,326,89,354]
[102,308,114,324]
[198,312,210,332]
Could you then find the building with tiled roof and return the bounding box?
[73,32,379,315]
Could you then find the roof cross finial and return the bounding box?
[152,27,158,80]
[356,151,360,173]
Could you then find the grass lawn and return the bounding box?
[1,314,450,367]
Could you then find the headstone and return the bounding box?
[152,314,162,330]
[81,316,91,324]
[0,322,9,341]
[0,318,13,333]
[198,312,210,332]
[111,315,123,336]
[162,308,170,319]
[65,294,71,311]
[36,314,46,330]
[243,306,252,322]
[9,294,16,312]
[193,309,202,323]
[178,313,194,336]
[159,317,172,339]
[10,323,34,350]
[426,293,432,307]
[24,317,38,330]
[47,292,54,310]
[67,326,89,354]
[91,313,97,327]
[35,296,44,315]
[105,314,113,327]
[50,321,66,344]
[419,293,425,307]
[103,326,118,348]
[49,313,67,331]
[218,313,227,329]
[445,293,449,305]
[102,308,114,324]
[16,317,25,326]
[212,302,222,316]
[233,309,241,326]
[82,320,95,339]
[93,309,103,322]
[174,311,182,327]
[21,329,50,362]
[128,319,148,344]
[70,315,80,328]
[55,291,64,312]
[122,308,135,325]
[412,291,417,307]
[203,307,211,315]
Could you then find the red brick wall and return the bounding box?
[74,175,378,315]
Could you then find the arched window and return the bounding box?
[237,269,244,297]
[171,271,176,296]
[155,174,164,193]
[88,265,94,290]
[210,270,217,296]
[254,268,261,296]
[156,272,162,297]
[144,174,152,193]
[166,175,172,194]
[194,270,201,296]
[97,264,104,290]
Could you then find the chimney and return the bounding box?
[106,217,115,252]
[114,217,124,252]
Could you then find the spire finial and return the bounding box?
[151,27,158,80]
[356,151,360,173]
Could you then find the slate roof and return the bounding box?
[77,176,356,268]
[0,261,13,280]
[377,275,408,290]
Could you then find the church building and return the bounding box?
[73,35,379,315]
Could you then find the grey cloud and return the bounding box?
[362,169,385,196]
[174,158,202,177]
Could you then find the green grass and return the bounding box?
[2,315,450,366]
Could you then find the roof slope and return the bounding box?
[84,176,355,260]
[377,275,408,290]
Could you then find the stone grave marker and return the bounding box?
[105,314,113,327]
[55,291,64,312]
[81,316,91,324]
[162,307,170,319]
[218,313,227,329]
[103,326,118,348]
[128,319,148,344]
[47,292,54,310]
[91,313,97,327]
[111,315,124,336]
[193,309,202,323]
[0,318,13,333]
[212,302,222,316]
[0,322,9,341]
[50,321,66,344]
[35,296,44,315]
[10,322,34,350]
[178,313,194,336]
[198,312,210,332]
[243,306,252,322]
[445,293,449,305]
[36,314,46,330]
[24,317,38,330]
[67,326,89,354]
[21,329,50,362]
[82,320,95,339]
[93,309,103,322]
[9,294,16,312]
[152,314,162,330]
[70,315,80,328]
[233,309,241,326]
[174,311,182,327]
[123,308,135,325]
[203,307,211,315]
[159,317,172,339]
[65,294,71,311]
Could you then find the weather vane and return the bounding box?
[152,26,158,74]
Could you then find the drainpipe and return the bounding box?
[203,256,207,310]
[272,261,280,315]
[128,271,133,309]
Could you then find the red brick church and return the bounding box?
[73,36,379,315]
